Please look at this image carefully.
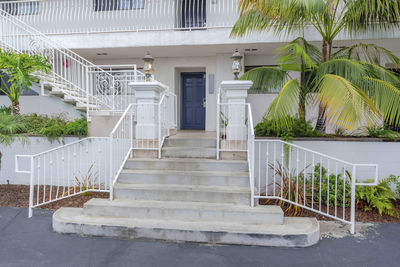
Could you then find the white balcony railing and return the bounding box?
[0,0,240,34]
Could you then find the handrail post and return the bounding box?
[216,90,220,160]
[158,97,162,159]
[350,165,356,234]
[28,156,34,218]
[109,134,113,200]
[85,66,90,121]
[130,106,133,158]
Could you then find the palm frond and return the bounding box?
[344,0,400,35]
[240,66,289,92]
[362,77,400,127]
[278,37,321,71]
[315,58,368,86]
[332,43,400,67]
[266,79,301,126]
[317,74,381,130]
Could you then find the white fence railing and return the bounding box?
[218,98,379,233]
[15,137,110,217]
[0,0,240,34]
[0,9,146,115]
[109,104,134,199]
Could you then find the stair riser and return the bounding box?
[118,172,249,187]
[114,188,249,205]
[83,205,283,225]
[162,149,216,159]
[124,160,248,172]
[164,139,216,148]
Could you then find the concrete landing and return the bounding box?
[54,207,320,247]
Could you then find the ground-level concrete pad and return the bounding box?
[53,207,320,247]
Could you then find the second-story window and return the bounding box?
[1,1,40,15]
[94,0,145,11]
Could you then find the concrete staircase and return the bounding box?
[53,133,320,247]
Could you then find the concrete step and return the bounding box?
[118,169,249,187]
[83,199,284,225]
[164,138,216,148]
[113,183,250,205]
[162,147,217,159]
[124,158,248,172]
[76,102,98,111]
[54,207,320,247]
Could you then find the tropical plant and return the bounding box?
[254,116,322,138]
[231,0,400,132]
[355,175,399,217]
[266,161,311,216]
[311,164,352,208]
[240,37,400,132]
[0,51,51,114]
[0,113,27,145]
[66,164,102,196]
[364,126,400,139]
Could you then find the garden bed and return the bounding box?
[0,184,108,210]
[1,184,399,223]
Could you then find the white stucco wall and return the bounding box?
[293,140,400,180]
[0,137,80,185]
[0,85,84,120]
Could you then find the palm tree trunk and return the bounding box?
[316,40,332,132]
[11,101,20,115]
[299,95,306,121]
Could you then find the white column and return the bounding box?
[129,81,166,140]
[220,80,253,141]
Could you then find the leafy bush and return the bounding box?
[267,161,309,216]
[255,117,323,138]
[0,105,11,115]
[0,112,88,143]
[355,175,399,217]
[311,164,351,208]
[364,126,400,138]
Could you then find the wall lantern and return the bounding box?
[231,49,243,80]
[143,51,154,82]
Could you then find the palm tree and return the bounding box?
[231,0,400,131]
[242,37,400,131]
[0,51,51,115]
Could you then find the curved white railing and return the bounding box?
[0,9,146,115]
[0,0,240,34]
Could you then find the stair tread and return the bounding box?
[55,207,318,235]
[120,169,249,177]
[114,183,250,193]
[85,198,282,214]
[127,158,247,164]
[163,147,216,150]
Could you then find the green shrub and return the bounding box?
[0,113,88,143]
[355,175,399,217]
[255,117,323,138]
[364,126,400,138]
[310,164,352,208]
[0,105,11,115]
[64,118,88,137]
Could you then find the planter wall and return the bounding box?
[292,139,400,180]
[0,137,80,185]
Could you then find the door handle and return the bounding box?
[202,98,206,108]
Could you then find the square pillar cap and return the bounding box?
[129,81,168,93]
[220,80,253,91]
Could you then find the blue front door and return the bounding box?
[181,73,206,130]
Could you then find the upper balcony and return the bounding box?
[0,0,240,34]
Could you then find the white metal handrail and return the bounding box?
[15,137,110,217]
[0,0,240,35]
[0,9,145,115]
[109,104,134,199]
[217,98,379,233]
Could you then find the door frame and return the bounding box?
[180,72,206,130]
